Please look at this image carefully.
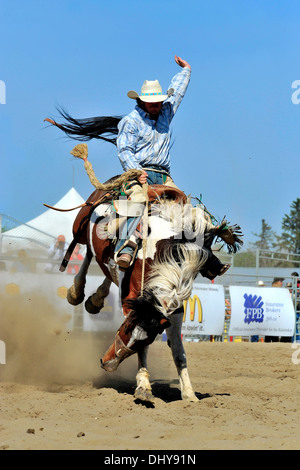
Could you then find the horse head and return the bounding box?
[100,295,171,372]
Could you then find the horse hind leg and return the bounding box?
[134,346,155,404]
[67,251,92,306]
[85,277,112,314]
[167,310,198,402]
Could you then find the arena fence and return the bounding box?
[0,251,299,343]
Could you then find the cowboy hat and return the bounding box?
[127,80,174,103]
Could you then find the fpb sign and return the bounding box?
[229,286,295,337]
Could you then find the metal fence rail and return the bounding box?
[0,250,299,342]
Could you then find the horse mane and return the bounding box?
[151,200,207,241]
[144,241,208,317]
[154,201,243,254]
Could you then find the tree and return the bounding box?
[248,219,276,267]
[233,250,256,267]
[279,198,300,254]
[250,219,275,251]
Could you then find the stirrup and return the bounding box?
[114,239,139,267]
[116,253,132,269]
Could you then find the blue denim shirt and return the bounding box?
[117,67,191,173]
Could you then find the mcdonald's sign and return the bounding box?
[183,295,202,323]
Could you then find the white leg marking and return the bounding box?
[134,367,154,403]
[179,367,198,402]
[167,311,198,402]
[134,346,154,403]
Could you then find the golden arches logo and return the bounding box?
[183,295,202,323]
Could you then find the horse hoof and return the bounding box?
[134,387,155,404]
[67,289,85,306]
[182,392,199,403]
[85,297,101,314]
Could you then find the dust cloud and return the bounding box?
[0,291,114,386]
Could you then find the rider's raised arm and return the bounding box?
[174,55,191,70]
[163,55,191,120]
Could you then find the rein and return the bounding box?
[43,192,112,213]
[141,183,149,296]
[43,202,92,212]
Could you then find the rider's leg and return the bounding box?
[116,172,178,268]
[115,216,141,268]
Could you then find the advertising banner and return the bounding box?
[182,283,225,339]
[228,286,295,337]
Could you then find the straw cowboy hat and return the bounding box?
[127,80,174,103]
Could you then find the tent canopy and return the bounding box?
[1,188,85,253]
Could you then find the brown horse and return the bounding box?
[65,183,242,403]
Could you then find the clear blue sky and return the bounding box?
[1,0,299,247]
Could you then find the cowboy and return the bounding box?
[45,56,233,277]
[114,56,232,278]
[114,55,191,268]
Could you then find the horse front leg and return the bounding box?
[85,277,112,314]
[67,250,92,306]
[167,309,198,402]
[134,346,154,403]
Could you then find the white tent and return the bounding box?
[1,188,86,253]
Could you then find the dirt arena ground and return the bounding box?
[1,293,300,450]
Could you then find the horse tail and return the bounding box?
[44,106,122,145]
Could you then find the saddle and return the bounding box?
[59,183,187,272]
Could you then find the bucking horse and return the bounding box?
[48,144,243,403]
